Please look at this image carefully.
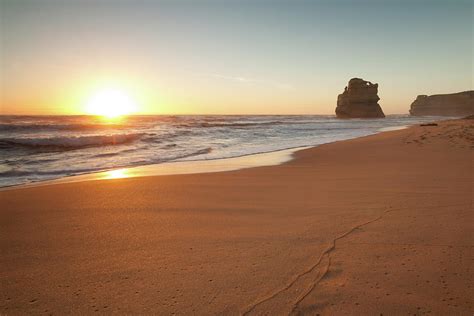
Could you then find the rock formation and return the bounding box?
[409,91,473,116]
[336,78,385,118]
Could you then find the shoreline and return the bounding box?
[1,117,471,314]
[1,124,410,191]
[0,145,309,191]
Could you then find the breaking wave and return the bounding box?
[0,133,144,149]
[0,123,131,132]
[0,146,213,179]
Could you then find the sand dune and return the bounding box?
[1,118,472,315]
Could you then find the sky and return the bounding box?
[0,0,472,115]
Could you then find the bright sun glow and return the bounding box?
[85,88,138,118]
[102,168,131,180]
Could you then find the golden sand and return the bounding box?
[1,119,472,314]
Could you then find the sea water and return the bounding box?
[0,115,441,187]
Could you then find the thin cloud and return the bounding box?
[198,72,295,91]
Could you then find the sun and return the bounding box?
[85,88,138,118]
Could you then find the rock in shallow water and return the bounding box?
[336,78,385,119]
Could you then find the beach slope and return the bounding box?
[1,119,472,315]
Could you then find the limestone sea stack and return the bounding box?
[336,78,385,118]
[409,91,474,116]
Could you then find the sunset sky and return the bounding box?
[1,0,472,115]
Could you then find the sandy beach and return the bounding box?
[1,118,472,315]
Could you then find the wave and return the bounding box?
[141,130,194,143]
[0,118,325,133]
[92,152,120,158]
[178,147,212,158]
[0,146,213,179]
[176,120,287,128]
[0,133,144,150]
[0,123,129,132]
[0,166,111,178]
[199,121,285,128]
[177,119,334,128]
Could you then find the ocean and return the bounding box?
[0,115,440,187]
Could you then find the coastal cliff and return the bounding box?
[336,78,385,118]
[409,91,474,116]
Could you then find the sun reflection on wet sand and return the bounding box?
[102,168,131,180]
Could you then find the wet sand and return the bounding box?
[1,118,472,315]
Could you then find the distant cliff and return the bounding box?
[409,91,474,116]
[336,78,385,118]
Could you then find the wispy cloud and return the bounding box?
[198,72,295,91]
